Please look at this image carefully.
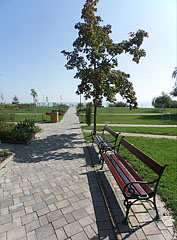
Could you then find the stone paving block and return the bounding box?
[0,214,12,226]
[27,230,37,240]
[71,231,89,240]
[48,203,57,212]
[135,212,153,223]
[39,215,49,226]
[146,234,166,240]
[7,226,26,240]
[0,207,9,216]
[64,221,83,237]
[162,215,174,227]
[32,202,47,212]
[55,227,67,240]
[43,234,58,240]
[72,208,89,220]
[55,199,70,209]
[131,204,147,213]
[25,220,40,232]
[135,228,146,240]
[79,215,94,227]
[35,223,55,240]
[13,217,22,227]
[143,222,161,235]
[161,229,173,240]
[21,212,38,225]
[0,200,13,208]
[37,207,50,217]
[47,209,63,222]
[84,224,97,239]
[9,202,24,213]
[64,213,75,224]
[61,205,74,215]
[0,232,6,240]
[52,217,67,230]
[24,199,36,207]
[12,209,26,220]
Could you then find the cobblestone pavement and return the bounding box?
[0,107,176,240]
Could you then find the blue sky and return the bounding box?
[0,0,176,106]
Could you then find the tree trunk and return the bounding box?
[93,105,97,135]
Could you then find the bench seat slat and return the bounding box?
[115,153,153,196]
[93,135,113,149]
[102,154,130,196]
[110,154,149,196]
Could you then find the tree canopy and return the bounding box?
[61,0,148,132]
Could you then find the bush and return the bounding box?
[0,119,41,142]
[109,102,128,107]
[85,103,92,126]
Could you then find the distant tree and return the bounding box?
[109,102,128,107]
[61,0,148,133]
[30,89,38,105]
[12,95,19,104]
[171,67,177,96]
[152,92,172,108]
[0,93,4,104]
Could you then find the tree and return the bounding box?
[12,95,19,104]
[30,89,38,105]
[61,0,148,133]
[0,93,4,104]
[171,67,177,96]
[152,92,172,108]
[85,102,92,126]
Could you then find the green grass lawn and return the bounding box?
[79,113,177,125]
[96,107,177,114]
[83,132,177,229]
[0,106,68,122]
[82,125,177,136]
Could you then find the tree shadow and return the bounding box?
[1,133,84,163]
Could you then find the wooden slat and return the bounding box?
[110,154,151,196]
[102,154,128,195]
[114,153,153,195]
[120,138,163,175]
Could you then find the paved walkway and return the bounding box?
[0,107,176,240]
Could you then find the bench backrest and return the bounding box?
[119,137,164,175]
[104,125,119,139]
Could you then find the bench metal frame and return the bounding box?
[92,124,120,167]
[102,137,169,224]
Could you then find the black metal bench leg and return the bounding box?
[100,155,104,170]
[153,195,160,221]
[122,199,131,224]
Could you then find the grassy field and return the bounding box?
[0,106,68,122]
[79,112,177,125]
[83,132,177,229]
[96,107,177,114]
[82,125,177,136]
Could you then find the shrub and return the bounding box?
[85,103,92,126]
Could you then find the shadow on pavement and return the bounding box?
[84,146,156,239]
[1,133,84,164]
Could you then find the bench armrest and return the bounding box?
[123,180,157,198]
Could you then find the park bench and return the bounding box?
[101,137,169,223]
[92,124,120,159]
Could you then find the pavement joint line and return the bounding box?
[86,142,120,239]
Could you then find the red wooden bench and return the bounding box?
[102,137,168,224]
